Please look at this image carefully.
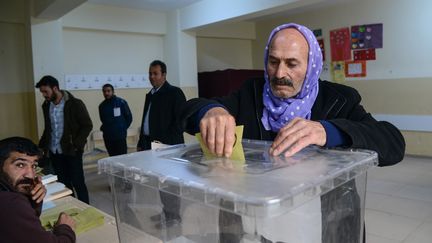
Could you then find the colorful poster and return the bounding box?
[351,23,383,49]
[318,39,325,61]
[331,61,345,83]
[330,27,351,61]
[353,49,376,60]
[345,60,366,77]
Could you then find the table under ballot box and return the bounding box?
[98,140,377,243]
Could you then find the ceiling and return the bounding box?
[85,0,355,23]
[87,0,203,12]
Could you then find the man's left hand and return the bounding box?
[31,176,46,204]
[269,117,326,157]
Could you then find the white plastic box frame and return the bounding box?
[98,140,378,243]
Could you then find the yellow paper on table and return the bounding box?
[196,125,245,162]
[41,207,104,235]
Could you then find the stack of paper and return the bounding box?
[42,174,73,211]
[45,182,73,201]
[42,174,58,185]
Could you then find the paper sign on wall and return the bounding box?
[345,60,366,77]
[65,74,151,90]
[331,61,345,83]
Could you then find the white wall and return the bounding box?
[62,3,167,34]
[197,37,254,72]
[195,21,257,72]
[196,21,256,39]
[164,10,198,88]
[252,0,432,156]
[63,28,163,74]
[32,20,65,85]
[59,4,169,134]
[179,0,322,30]
[62,27,165,131]
[253,0,432,80]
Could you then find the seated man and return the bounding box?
[181,23,405,242]
[0,136,76,243]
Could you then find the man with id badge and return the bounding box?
[99,84,133,156]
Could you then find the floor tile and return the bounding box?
[367,178,405,195]
[368,167,432,188]
[394,185,432,203]
[366,192,432,220]
[365,192,388,209]
[367,233,401,243]
[365,209,423,241]
[403,222,432,243]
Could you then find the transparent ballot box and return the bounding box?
[98,140,378,243]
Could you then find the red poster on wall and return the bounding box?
[353,49,376,60]
[330,27,351,61]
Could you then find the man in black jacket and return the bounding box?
[137,60,186,228]
[181,23,405,242]
[137,60,186,150]
[36,75,93,204]
[0,136,76,243]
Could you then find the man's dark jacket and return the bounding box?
[182,78,405,165]
[39,90,93,156]
[0,180,76,243]
[181,78,406,243]
[138,81,186,148]
[99,95,133,141]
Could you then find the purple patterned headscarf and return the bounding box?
[261,23,323,132]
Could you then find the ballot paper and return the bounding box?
[41,174,58,185]
[41,207,104,235]
[195,125,245,162]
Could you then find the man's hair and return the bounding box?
[0,137,41,167]
[150,60,167,74]
[102,83,114,92]
[35,75,59,89]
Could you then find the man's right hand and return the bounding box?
[199,107,236,158]
[56,212,76,230]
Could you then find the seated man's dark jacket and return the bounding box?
[0,179,76,243]
[182,78,405,165]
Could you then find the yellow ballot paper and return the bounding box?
[196,125,245,162]
[41,207,104,235]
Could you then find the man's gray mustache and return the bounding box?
[271,77,294,87]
